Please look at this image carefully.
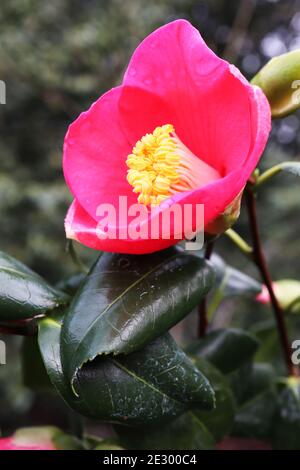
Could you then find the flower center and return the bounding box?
[126,124,220,207]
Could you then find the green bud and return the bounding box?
[258,279,300,313]
[252,50,300,118]
[275,280,300,313]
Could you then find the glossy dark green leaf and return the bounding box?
[22,337,51,390]
[61,247,214,386]
[0,251,68,320]
[252,321,279,365]
[192,357,235,442]
[56,273,86,295]
[242,363,275,402]
[229,362,253,405]
[230,362,277,441]
[229,362,275,406]
[211,254,262,298]
[0,251,39,275]
[74,334,215,425]
[115,412,215,450]
[272,380,300,450]
[39,317,215,426]
[232,388,277,440]
[38,314,91,416]
[186,328,259,374]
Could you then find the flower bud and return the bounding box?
[0,427,57,450]
[256,279,300,312]
[252,50,300,118]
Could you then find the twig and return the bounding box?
[245,188,299,377]
[198,241,214,338]
[0,319,37,336]
[223,0,257,64]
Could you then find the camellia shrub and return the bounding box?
[1,19,300,451]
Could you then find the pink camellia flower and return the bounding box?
[256,284,273,305]
[0,430,56,451]
[63,19,271,254]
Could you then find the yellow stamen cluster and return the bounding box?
[126,124,222,208]
[126,124,183,207]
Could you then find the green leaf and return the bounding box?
[115,412,215,450]
[74,334,215,425]
[229,362,253,405]
[39,316,215,426]
[272,379,300,450]
[56,273,85,295]
[51,432,85,450]
[233,388,277,440]
[83,434,124,450]
[0,251,68,320]
[61,247,214,387]
[22,337,51,390]
[93,440,124,450]
[229,362,275,405]
[230,363,276,440]
[252,321,279,366]
[186,328,259,374]
[38,314,91,416]
[242,363,276,402]
[192,357,235,442]
[211,254,262,298]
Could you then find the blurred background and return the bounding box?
[0,0,300,438]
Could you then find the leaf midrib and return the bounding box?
[66,253,181,376]
[110,358,183,406]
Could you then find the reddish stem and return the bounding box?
[246,189,298,377]
[0,319,37,336]
[198,241,214,338]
